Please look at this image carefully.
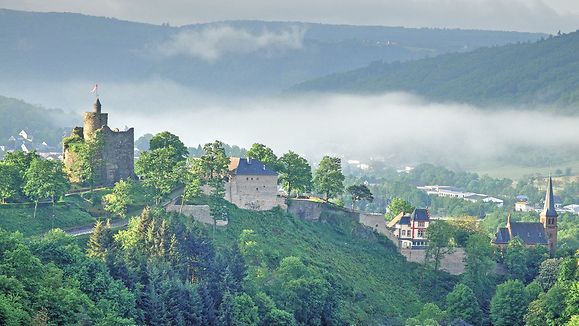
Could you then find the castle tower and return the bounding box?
[540,176,558,256]
[83,98,108,140]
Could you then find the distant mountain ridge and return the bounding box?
[292,31,579,112]
[0,9,545,95]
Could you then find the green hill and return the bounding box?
[292,31,579,112]
[210,202,455,324]
[0,192,455,324]
[0,95,73,148]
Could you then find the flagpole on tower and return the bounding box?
[90,84,99,99]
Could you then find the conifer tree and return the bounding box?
[87,220,113,260]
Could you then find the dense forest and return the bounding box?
[293,31,579,112]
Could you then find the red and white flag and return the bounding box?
[90,84,98,94]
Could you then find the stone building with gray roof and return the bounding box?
[224,157,285,211]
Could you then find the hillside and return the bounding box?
[0,95,73,149]
[292,31,579,112]
[0,190,455,324]
[211,204,455,324]
[0,9,544,95]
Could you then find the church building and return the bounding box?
[492,177,558,256]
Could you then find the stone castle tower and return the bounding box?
[63,98,135,186]
[540,176,558,256]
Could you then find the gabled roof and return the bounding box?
[495,222,548,246]
[509,222,548,245]
[399,216,411,225]
[493,227,511,244]
[229,157,277,176]
[411,208,429,221]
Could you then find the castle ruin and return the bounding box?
[63,98,134,186]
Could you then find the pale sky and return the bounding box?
[1,0,579,33]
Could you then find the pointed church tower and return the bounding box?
[540,176,558,256]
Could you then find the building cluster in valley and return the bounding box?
[417,185,504,206]
[0,129,63,160]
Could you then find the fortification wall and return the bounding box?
[400,248,466,275]
[287,199,325,220]
[165,203,228,226]
[100,127,135,185]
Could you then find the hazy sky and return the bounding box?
[2,0,579,33]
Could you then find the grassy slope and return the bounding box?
[0,202,95,236]
[0,190,112,237]
[212,204,454,324]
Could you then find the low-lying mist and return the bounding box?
[1,79,578,169]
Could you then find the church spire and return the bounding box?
[542,175,557,217]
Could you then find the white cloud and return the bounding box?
[156,25,305,61]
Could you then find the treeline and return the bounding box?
[0,151,69,216]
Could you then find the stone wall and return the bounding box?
[400,248,466,275]
[100,126,135,185]
[165,202,228,226]
[287,199,325,220]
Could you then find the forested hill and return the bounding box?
[291,31,579,112]
[0,95,73,147]
[0,9,544,95]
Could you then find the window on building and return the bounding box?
[246,177,249,180]
[256,187,259,191]
[417,230,424,237]
[418,222,425,227]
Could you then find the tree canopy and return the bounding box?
[313,156,345,201]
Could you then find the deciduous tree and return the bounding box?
[0,162,20,203]
[149,131,189,162]
[135,147,183,205]
[278,151,312,197]
[490,279,529,326]
[385,197,414,220]
[446,283,482,326]
[103,179,135,218]
[23,158,69,218]
[313,156,344,201]
[425,220,455,273]
[246,143,278,170]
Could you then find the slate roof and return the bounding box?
[411,208,429,221]
[399,216,411,225]
[493,222,548,245]
[229,157,277,176]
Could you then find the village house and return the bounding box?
[492,177,558,256]
[387,208,431,249]
[224,157,285,211]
